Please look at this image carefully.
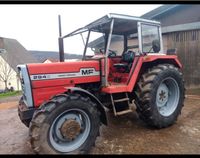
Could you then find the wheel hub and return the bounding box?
[49,109,91,153]
[158,89,168,103]
[60,119,81,140]
[156,83,169,107]
[156,77,180,117]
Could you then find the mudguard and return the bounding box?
[66,87,108,125]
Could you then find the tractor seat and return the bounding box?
[113,50,135,73]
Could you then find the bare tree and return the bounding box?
[0,54,15,91]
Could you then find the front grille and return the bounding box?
[18,68,26,100]
[17,65,33,108]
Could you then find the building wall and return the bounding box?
[0,56,21,91]
[109,38,139,55]
[148,5,200,88]
[109,40,124,55]
[155,5,200,27]
[164,30,200,88]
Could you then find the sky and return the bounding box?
[0,4,162,54]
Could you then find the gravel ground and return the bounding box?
[0,95,21,104]
[0,96,200,154]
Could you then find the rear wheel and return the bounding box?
[29,93,100,154]
[134,64,185,128]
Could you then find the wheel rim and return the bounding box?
[49,108,91,153]
[156,77,180,117]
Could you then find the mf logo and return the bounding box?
[81,69,94,75]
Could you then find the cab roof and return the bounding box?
[62,13,161,38]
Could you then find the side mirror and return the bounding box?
[152,39,160,53]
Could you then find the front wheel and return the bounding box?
[29,93,100,154]
[134,64,185,128]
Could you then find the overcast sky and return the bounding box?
[0,4,161,53]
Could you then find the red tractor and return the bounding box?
[17,13,185,154]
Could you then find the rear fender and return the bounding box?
[128,55,182,92]
[142,55,182,68]
[66,87,108,125]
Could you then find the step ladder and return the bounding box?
[110,93,133,116]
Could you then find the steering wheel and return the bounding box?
[98,49,117,57]
[98,49,116,57]
[108,49,116,57]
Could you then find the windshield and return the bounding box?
[141,24,160,53]
[63,31,104,57]
[86,31,105,56]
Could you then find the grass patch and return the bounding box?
[186,88,200,95]
[0,91,22,99]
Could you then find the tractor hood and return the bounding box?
[27,60,100,89]
[18,60,100,107]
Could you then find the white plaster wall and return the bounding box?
[0,56,21,91]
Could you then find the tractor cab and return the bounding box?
[59,13,163,90]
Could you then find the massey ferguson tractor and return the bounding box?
[17,13,185,154]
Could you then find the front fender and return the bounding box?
[66,87,108,125]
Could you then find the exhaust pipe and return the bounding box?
[58,15,64,62]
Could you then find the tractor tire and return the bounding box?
[18,106,31,127]
[134,64,185,128]
[29,93,100,154]
[18,96,31,128]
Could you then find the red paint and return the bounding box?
[101,55,181,93]
[27,60,100,74]
[27,54,182,107]
[102,56,142,93]
[32,86,67,107]
[27,60,100,107]
[143,54,182,68]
